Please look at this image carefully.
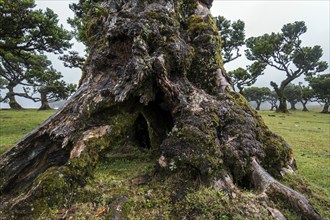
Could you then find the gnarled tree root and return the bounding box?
[251,157,324,220]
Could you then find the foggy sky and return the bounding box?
[1,0,329,108]
[211,0,330,87]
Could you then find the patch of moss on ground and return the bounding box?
[52,150,278,219]
[48,144,156,219]
[174,186,273,219]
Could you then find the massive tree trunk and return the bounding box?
[0,1,324,219]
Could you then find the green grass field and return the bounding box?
[0,108,329,218]
[0,109,55,154]
[259,109,330,192]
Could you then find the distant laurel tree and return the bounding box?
[245,21,328,113]
[0,0,74,109]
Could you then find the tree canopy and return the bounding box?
[243,86,271,110]
[299,84,314,111]
[25,57,77,110]
[0,0,72,55]
[68,0,102,47]
[308,74,330,113]
[228,61,266,93]
[215,15,245,64]
[283,83,301,110]
[265,90,278,111]
[0,0,72,109]
[245,21,328,113]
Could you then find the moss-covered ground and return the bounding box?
[0,108,329,218]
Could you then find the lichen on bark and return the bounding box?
[0,0,325,219]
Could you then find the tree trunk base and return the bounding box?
[276,108,289,113]
[1,153,324,219]
[9,102,24,110]
[38,104,52,111]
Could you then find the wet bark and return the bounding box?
[0,0,324,219]
[251,158,323,220]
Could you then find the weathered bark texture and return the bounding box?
[0,0,324,219]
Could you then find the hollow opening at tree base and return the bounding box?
[133,114,152,150]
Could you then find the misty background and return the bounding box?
[1,0,329,109]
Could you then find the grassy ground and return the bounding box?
[259,109,330,193]
[258,108,330,218]
[0,108,329,218]
[0,109,55,154]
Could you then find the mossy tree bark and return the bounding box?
[0,0,324,219]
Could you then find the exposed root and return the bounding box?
[251,157,324,220]
[107,196,129,219]
[265,205,286,220]
[212,173,239,199]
